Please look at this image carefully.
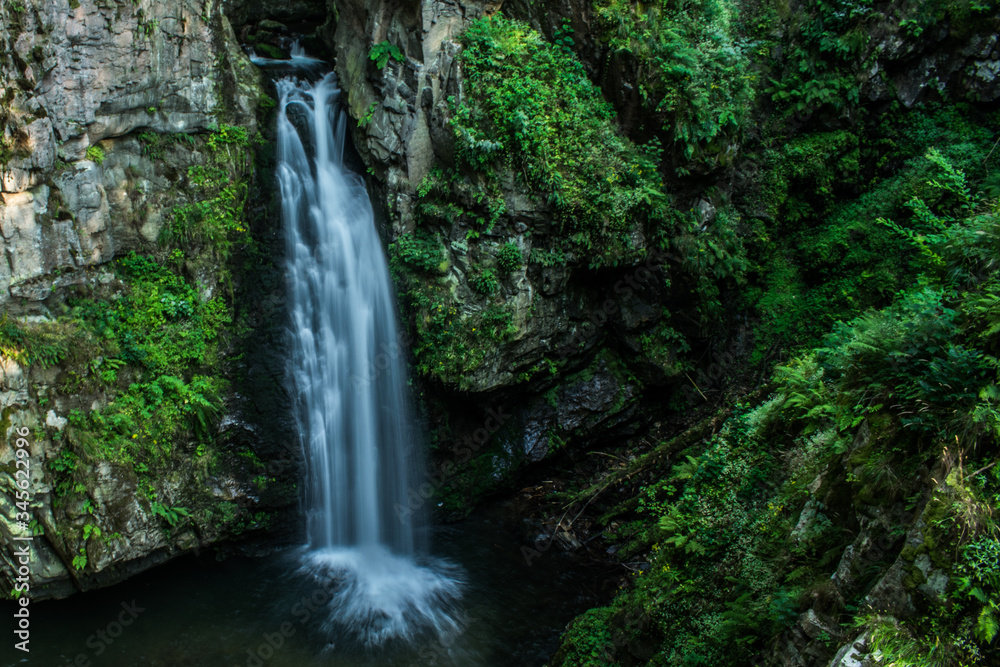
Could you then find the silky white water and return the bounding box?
[276,70,463,648]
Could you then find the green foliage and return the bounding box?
[368,41,404,69]
[765,0,871,117]
[771,152,1000,447]
[664,205,748,330]
[137,131,195,160]
[758,131,861,225]
[470,267,499,296]
[162,166,248,261]
[594,0,751,165]
[150,501,191,527]
[0,314,87,368]
[412,167,509,235]
[956,536,1000,644]
[480,304,518,339]
[559,127,1000,664]
[496,241,522,273]
[555,607,620,667]
[205,123,252,151]
[529,246,568,267]
[457,15,668,266]
[391,230,448,274]
[639,319,692,377]
[392,269,520,386]
[85,144,105,164]
[595,399,803,664]
[109,253,228,373]
[358,101,378,128]
[747,107,1000,359]
[811,286,997,439]
[60,253,227,462]
[145,125,255,265]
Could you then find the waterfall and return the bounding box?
[279,73,417,554]
[274,69,462,648]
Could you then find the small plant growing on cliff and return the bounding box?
[358,102,378,128]
[150,502,190,527]
[470,268,499,295]
[496,242,522,273]
[369,41,404,69]
[85,144,105,164]
[392,230,447,274]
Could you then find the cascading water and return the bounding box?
[275,68,463,649]
[279,73,415,555]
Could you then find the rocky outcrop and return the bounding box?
[862,17,1000,106]
[0,0,296,599]
[322,0,688,511]
[1,0,264,302]
[765,434,974,667]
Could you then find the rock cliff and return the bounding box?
[0,0,294,598]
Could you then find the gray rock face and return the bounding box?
[1,0,264,304]
[0,0,274,599]
[828,633,868,667]
[516,353,640,462]
[325,0,683,395]
[14,0,259,161]
[860,14,1000,106]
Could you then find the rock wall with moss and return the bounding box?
[0,0,301,598]
[325,0,999,512]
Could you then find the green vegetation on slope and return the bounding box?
[452,14,669,265]
[392,16,752,387]
[554,148,1000,666]
[744,105,1000,361]
[0,125,272,575]
[594,0,752,170]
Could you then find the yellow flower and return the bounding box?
[132,434,138,438]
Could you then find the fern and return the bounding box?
[369,41,404,69]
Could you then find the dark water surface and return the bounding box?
[2,508,606,667]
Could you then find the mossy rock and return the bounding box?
[902,564,926,590]
[254,43,289,60]
[551,606,620,667]
[257,20,287,32]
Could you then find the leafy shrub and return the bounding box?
[369,41,404,69]
[496,241,522,273]
[150,501,191,527]
[470,267,499,296]
[554,607,618,666]
[594,0,751,165]
[160,165,248,261]
[0,314,96,369]
[85,144,105,164]
[456,16,668,265]
[765,0,871,117]
[392,230,447,274]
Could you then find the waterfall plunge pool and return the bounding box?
[5,505,609,667]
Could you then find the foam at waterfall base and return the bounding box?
[298,545,465,648]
